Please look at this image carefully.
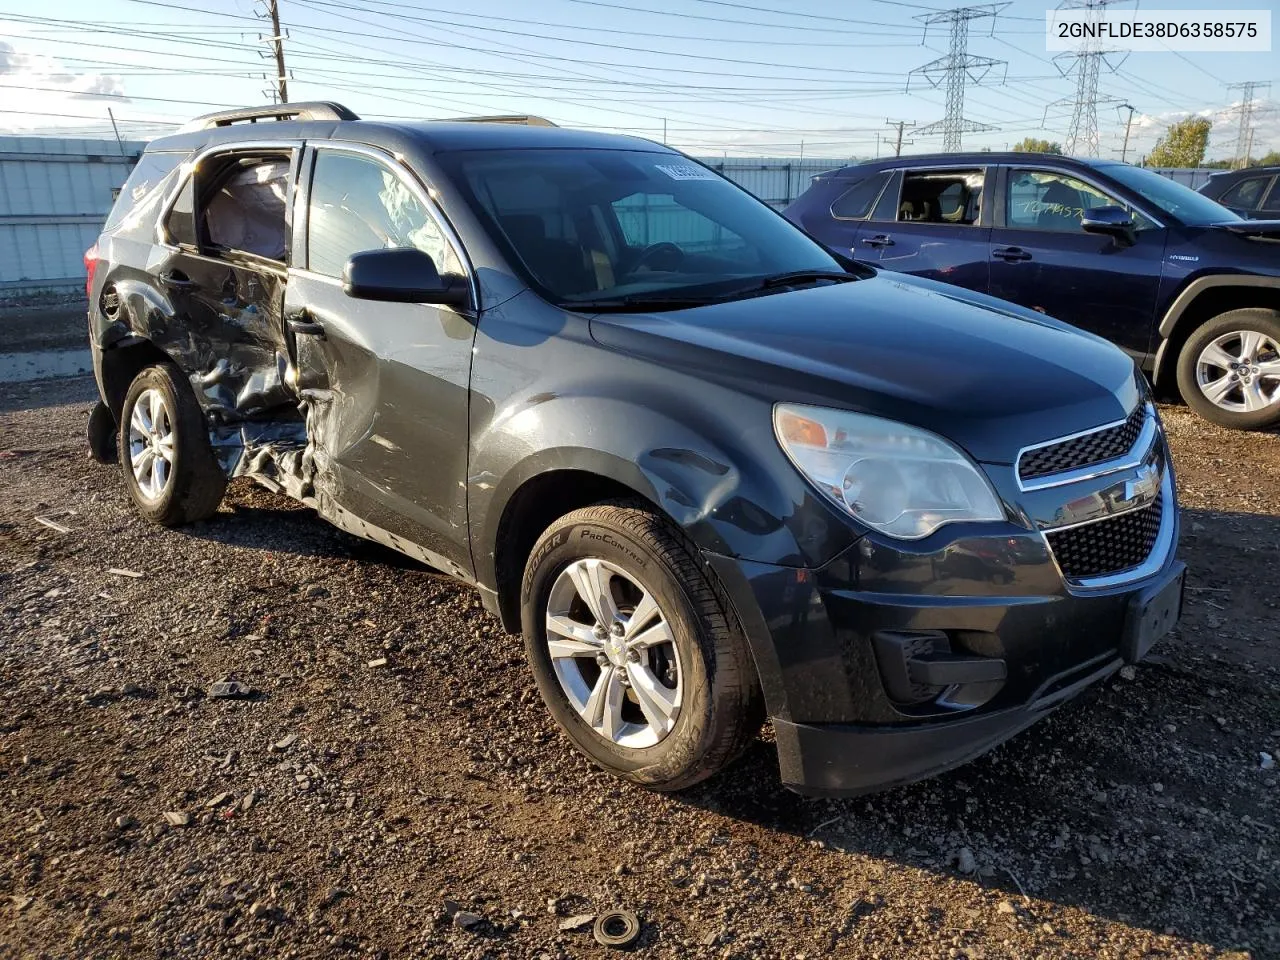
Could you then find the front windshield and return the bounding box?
[437,148,843,305]
[1102,163,1240,225]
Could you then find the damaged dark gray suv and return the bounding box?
[86,102,1184,796]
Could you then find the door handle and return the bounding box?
[992,246,1033,262]
[158,271,198,290]
[286,311,326,339]
[861,234,895,248]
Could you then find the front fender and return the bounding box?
[468,389,855,590]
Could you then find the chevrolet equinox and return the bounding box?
[85,103,1184,796]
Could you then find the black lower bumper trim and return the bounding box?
[775,655,1122,796]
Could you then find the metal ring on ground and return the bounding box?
[593,909,641,948]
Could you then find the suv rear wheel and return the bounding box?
[1177,308,1280,430]
[119,364,227,525]
[520,501,763,791]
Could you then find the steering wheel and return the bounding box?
[632,241,685,273]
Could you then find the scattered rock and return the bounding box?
[163,811,191,828]
[1261,752,1275,771]
[366,657,388,669]
[208,680,255,700]
[956,847,977,875]
[453,911,482,930]
[996,900,1018,916]
[559,913,595,932]
[1118,665,1136,681]
[113,815,136,830]
[272,734,299,752]
[240,790,258,812]
[304,584,329,599]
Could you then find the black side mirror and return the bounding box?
[1081,205,1137,246]
[342,248,469,306]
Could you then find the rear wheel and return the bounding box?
[119,364,226,525]
[1177,308,1280,430]
[520,501,763,791]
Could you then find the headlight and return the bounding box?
[774,403,1004,540]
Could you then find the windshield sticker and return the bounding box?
[655,164,717,181]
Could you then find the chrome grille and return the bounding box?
[1019,405,1145,483]
[1044,496,1164,581]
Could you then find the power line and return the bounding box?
[908,4,1009,152]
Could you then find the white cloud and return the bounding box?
[0,38,135,132]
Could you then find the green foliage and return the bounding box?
[1146,117,1212,168]
[1012,137,1063,154]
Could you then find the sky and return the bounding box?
[0,0,1277,161]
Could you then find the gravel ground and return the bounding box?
[1,376,1276,960]
[0,299,87,354]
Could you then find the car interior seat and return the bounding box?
[1037,182,1084,230]
[501,214,598,295]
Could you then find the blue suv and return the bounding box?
[786,153,1280,430]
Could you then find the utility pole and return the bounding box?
[1228,80,1270,169]
[1117,102,1136,162]
[908,4,1009,152]
[257,0,289,104]
[886,119,916,156]
[1046,0,1128,157]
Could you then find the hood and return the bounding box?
[1210,219,1280,242]
[589,273,1143,465]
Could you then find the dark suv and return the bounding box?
[785,154,1280,430]
[1198,165,1280,219]
[86,104,1183,797]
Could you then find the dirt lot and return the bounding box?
[0,376,1276,960]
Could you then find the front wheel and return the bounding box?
[1176,308,1280,429]
[520,501,763,791]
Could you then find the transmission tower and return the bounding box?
[1045,0,1129,157]
[1228,80,1271,168]
[908,4,1009,152]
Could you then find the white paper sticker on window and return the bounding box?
[655,164,717,181]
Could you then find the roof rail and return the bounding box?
[179,102,359,133]
[451,115,558,127]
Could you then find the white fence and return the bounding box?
[0,136,144,297]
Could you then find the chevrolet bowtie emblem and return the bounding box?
[1123,462,1161,505]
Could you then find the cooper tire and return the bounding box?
[119,363,226,526]
[1176,308,1280,430]
[520,500,763,791]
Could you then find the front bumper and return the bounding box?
[707,525,1183,796]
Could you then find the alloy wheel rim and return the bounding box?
[127,388,175,501]
[545,558,682,749]
[1196,330,1280,413]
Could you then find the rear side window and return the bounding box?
[830,172,891,220]
[1219,176,1270,211]
[105,152,183,236]
[1261,180,1280,216]
[897,169,983,225]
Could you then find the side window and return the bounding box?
[1006,169,1139,232]
[165,176,197,248]
[107,152,183,238]
[830,172,891,220]
[307,151,459,278]
[869,170,903,222]
[1220,176,1270,211]
[202,157,291,261]
[896,169,983,225]
[1260,179,1280,216]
